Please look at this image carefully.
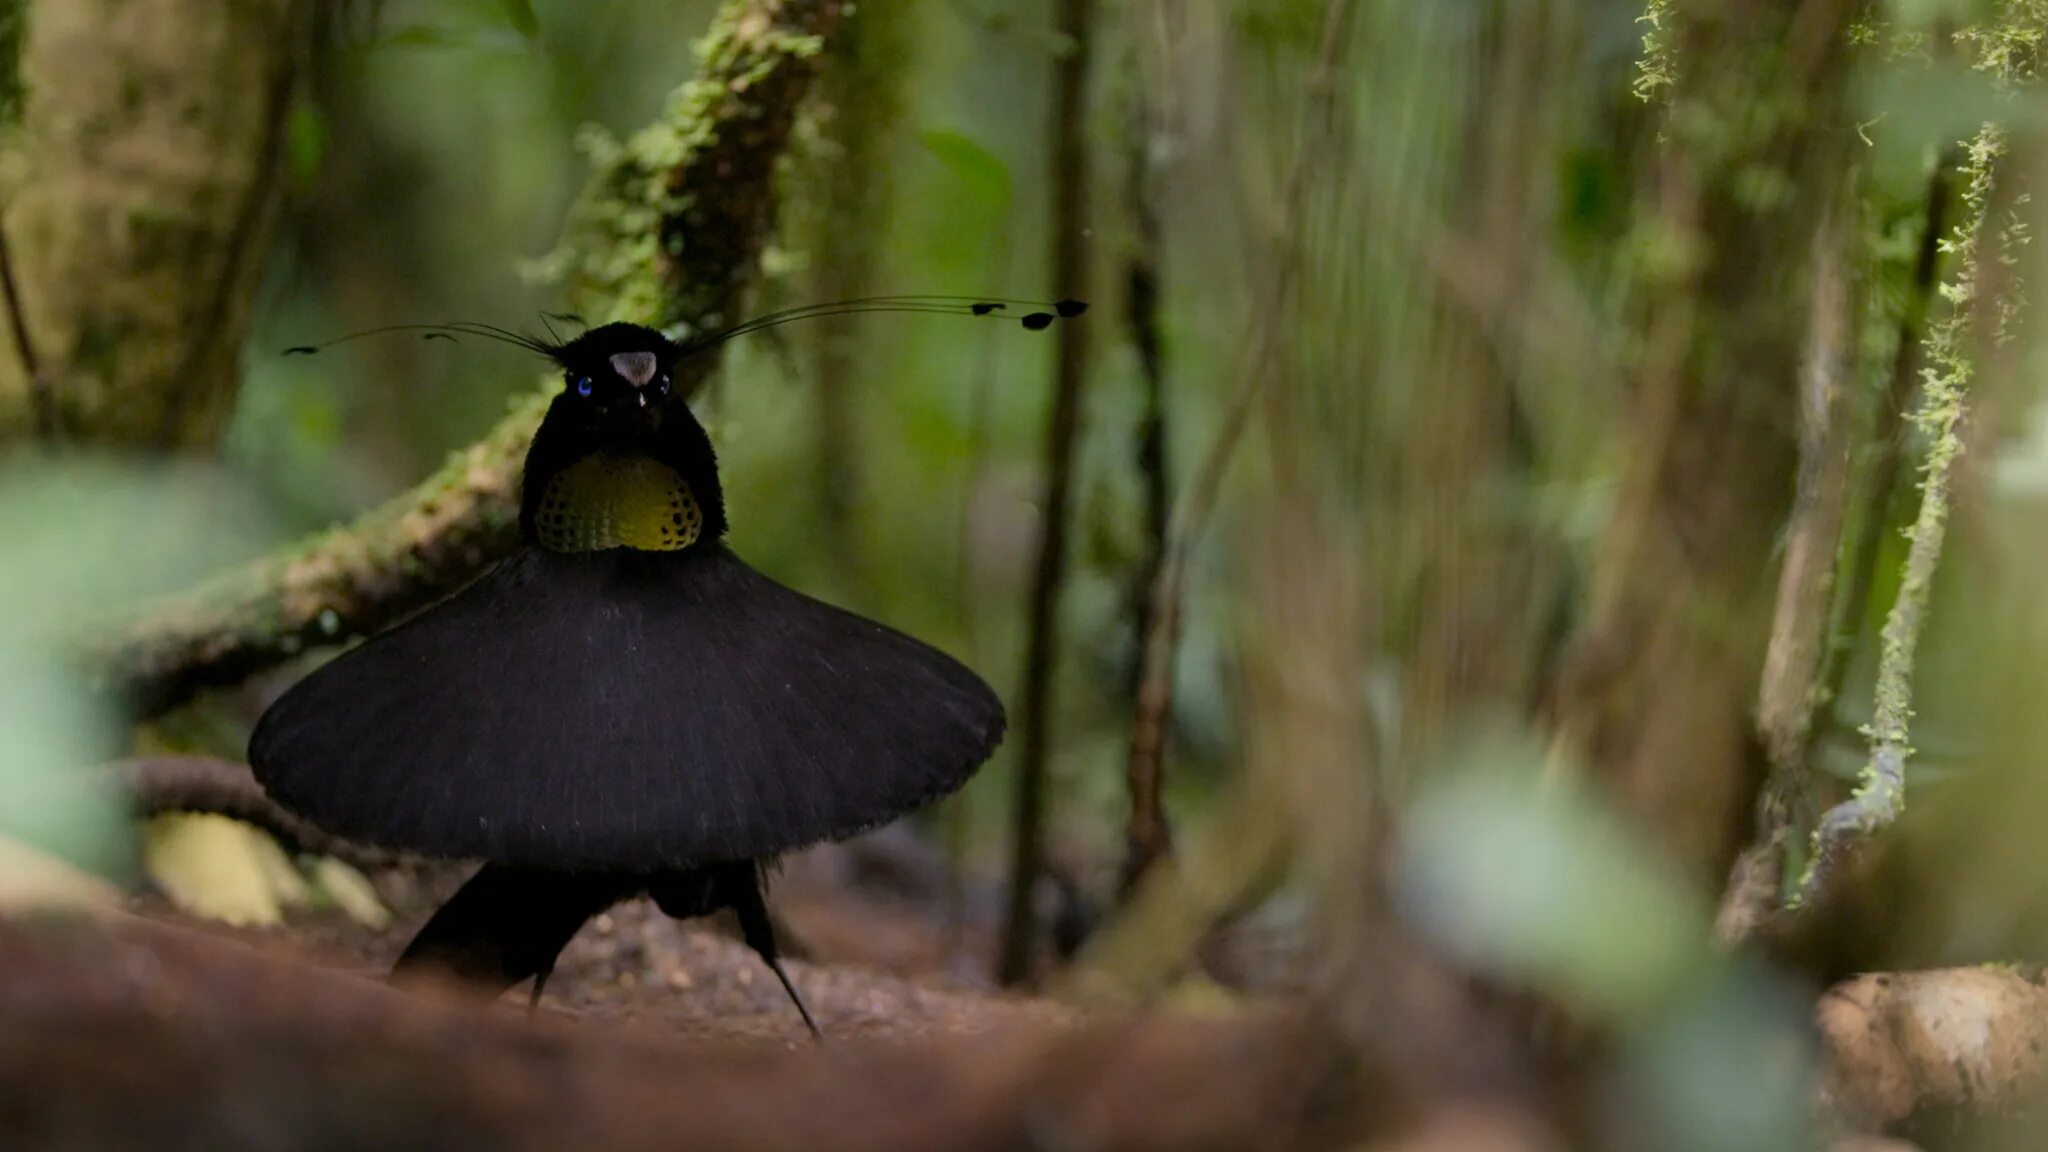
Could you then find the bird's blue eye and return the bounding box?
[575,376,593,397]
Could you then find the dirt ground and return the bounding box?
[1,900,1343,1152]
[128,832,1086,1046]
[0,822,1366,1152]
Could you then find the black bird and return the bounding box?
[249,302,1079,1033]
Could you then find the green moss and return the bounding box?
[1867,122,2003,751]
[1795,115,2023,900]
[1958,0,2048,86]
[1632,0,1676,103]
[538,4,826,333]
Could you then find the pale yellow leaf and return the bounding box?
[143,814,291,927]
[310,856,391,930]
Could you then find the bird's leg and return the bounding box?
[649,863,822,1040]
[527,966,553,1015]
[725,866,822,1041]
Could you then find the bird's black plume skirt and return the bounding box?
[249,544,1004,871]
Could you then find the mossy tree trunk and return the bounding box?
[0,0,306,449]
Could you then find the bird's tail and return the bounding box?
[393,864,638,1003]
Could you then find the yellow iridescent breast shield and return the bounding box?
[532,452,703,553]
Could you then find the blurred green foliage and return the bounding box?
[1401,747,1706,1021]
[0,457,284,874]
[1399,742,1817,1150]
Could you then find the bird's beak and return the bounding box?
[637,392,649,409]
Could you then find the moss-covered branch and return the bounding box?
[1795,123,2011,905]
[98,0,843,718]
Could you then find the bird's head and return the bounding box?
[544,322,685,445]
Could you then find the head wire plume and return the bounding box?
[282,320,565,359]
[280,296,1087,362]
[671,295,1089,354]
[537,312,586,345]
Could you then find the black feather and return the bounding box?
[394,866,638,992]
[248,543,1005,871]
[394,861,817,1031]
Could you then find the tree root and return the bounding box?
[1820,966,2048,1128]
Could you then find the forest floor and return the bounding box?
[34,829,1984,1149]
[120,819,1103,1045]
[129,850,1081,1046]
